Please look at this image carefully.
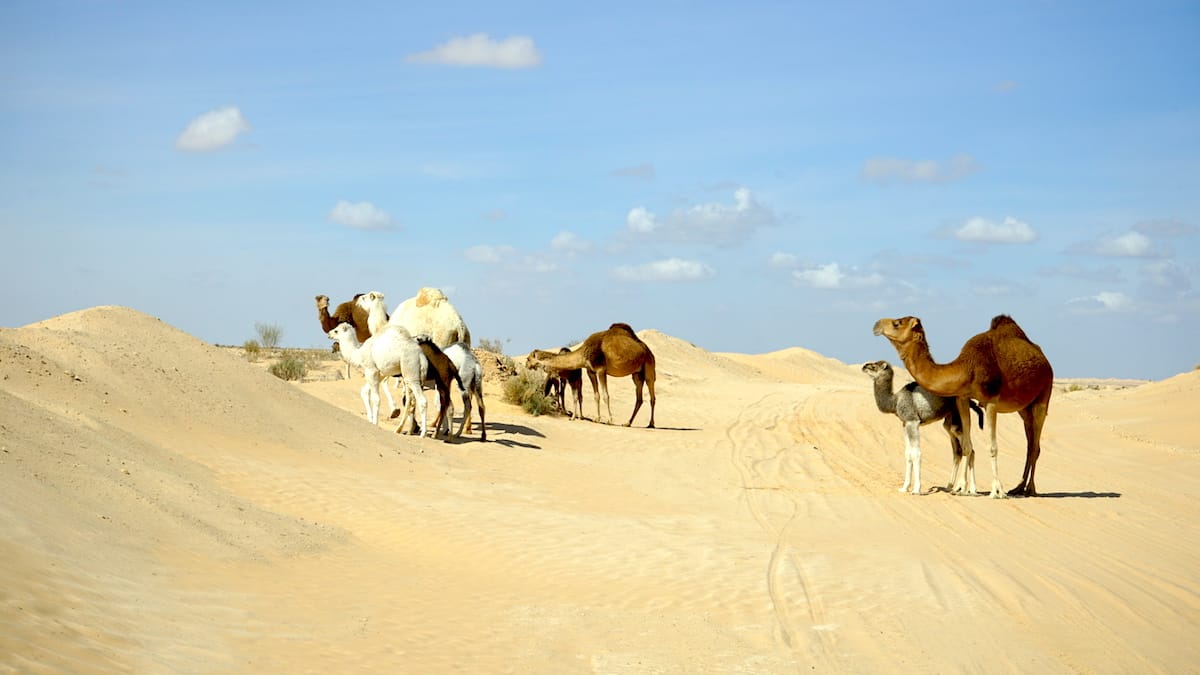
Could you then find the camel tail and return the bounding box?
[969,400,984,429]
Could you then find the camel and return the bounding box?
[398,340,487,441]
[862,360,983,495]
[873,314,1054,498]
[526,323,656,428]
[327,322,428,437]
[527,347,584,419]
[405,336,465,439]
[356,288,470,348]
[316,293,375,378]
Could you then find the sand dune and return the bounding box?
[2,306,1197,672]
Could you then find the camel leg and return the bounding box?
[943,413,966,492]
[363,370,383,426]
[985,404,1006,499]
[381,377,397,418]
[474,388,487,441]
[953,397,978,495]
[645,363,656,429]
[901,420,922,494]
[626,372,645,427]
[409,380,428,437]
[586,370,600,422]
[598,372,614,425]
[1010,399,1048,496]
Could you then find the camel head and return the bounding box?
[327,322,355,342]
[356,291,386,311]
[860,360,893,379]
[873,316,926,347]
[315,295,330,311]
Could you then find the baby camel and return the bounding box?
[862,360,983,495]
[527,347,584,419]
[327,323,428,437]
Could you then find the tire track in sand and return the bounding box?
[723,389,842,670]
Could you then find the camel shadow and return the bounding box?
[482,422,545,450]
[926,487,1121,499]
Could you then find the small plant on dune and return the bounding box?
[269,355,308,381]
[477,337,505,354]
[503,368,554,416]
[243,339,261,361]
[255,322,283,349]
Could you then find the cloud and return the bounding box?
[463,244,515,264]
[1141,260,1191,292]
[549,231,592,254]
[768,252,798,268]
[405,33,542,69]
[950,216,1037,244]
[611,163,656,180]
[611,258,714,283]
[625,188,776,244]
[1068,291,1132,313]
[1135,219,1198,238]
[175,106,251,152]
[1068,231,1157,257]
[327,200,396,230]
[792,262,883,290]
[862,153,979,184]
[1038,263,1124,283]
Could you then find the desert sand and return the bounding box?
[2,306,1197,673]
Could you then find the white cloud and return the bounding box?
[463,244,515,264]
[612,258,714,283]
[626,207,658,233]
[792,262,883,290]
[1094,231,1154,257]
[768,252,798,268]
[327,200,396,230]
[550,231,592,254]
[405,33,542,69]
[862,153,979,184]
[626,188,776,244]
[952,216,1037,244]
[175,106,251,152]
[1068,291,1132,313]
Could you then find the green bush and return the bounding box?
[503,368,554,416]
[243,339,261,361]
[269,355,308,381]
[255,322,283,349]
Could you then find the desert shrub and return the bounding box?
[477,337,505,354]
[269,355,308,381]
[243,339,262,361]
[1065,383,1084,393]
[255,322,283,349]
[503,368,554,416]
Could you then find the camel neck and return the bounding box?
[871,373,897,414]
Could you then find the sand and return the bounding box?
[2,306,1197,673]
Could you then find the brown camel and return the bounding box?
[527,323,656,428]
[873,314,1053,497]
[316,294,376,378]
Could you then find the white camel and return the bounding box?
[327,322,428,437]
[862,360,983,495]
[356,288,471,348]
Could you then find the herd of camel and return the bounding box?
[315,288,1053,499]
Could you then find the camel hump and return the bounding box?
[415,287,448,308]
[989,314,1031,340]
[609,322,636,334]
[902,381,920,394]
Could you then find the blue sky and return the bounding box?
[2,1,1197,380]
